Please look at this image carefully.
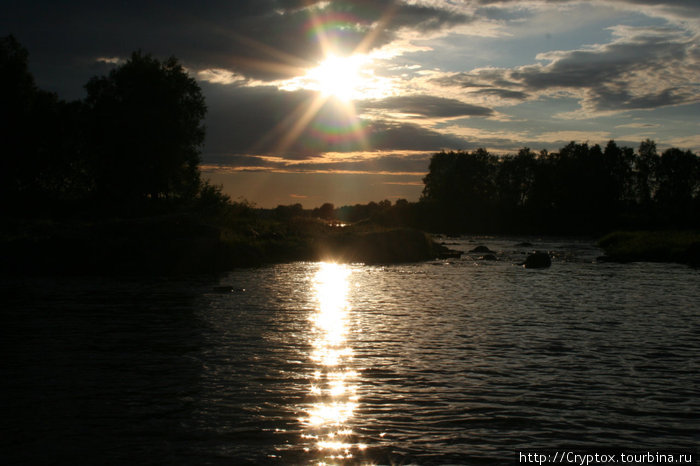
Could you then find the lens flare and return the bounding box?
[304,10,365,44]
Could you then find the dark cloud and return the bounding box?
[380,2,471,31]
[432,27,697,113]
[2,0,473,90]
[511,36,689,91]
[469,88,529,100]
[205,151,435,175]
[358,95,493,118]
[203,154,275,168]
[433,70,520,90]
[202,84,313,157]
[202,83,472,162]
[588,86,692,111]
[617,0,700,17]
[369,120,472,151]
[324,152,431,173]
[474,0,700,15]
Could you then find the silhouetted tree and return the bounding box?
[0,35,88,213]
[275,203,305,220]
[635,139,659,207]
[655,147,699,225]
[317,202,335,220]
[422,149,498,231]
[497,148,536,207]
[602,140,635,207]
[1,35,40,209]
[419,140,698,234]
[84,51,206,205]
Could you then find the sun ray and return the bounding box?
[248,2,397,160]
[274,93,329,154]
[350,2,397,57]
[227,30,312,76]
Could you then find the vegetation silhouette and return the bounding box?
[1,35,89,214]
[1,36,219,217]
[84,51,206,207]
[418,142,699,234]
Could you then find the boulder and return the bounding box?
[685,242,700,266]
[469,245,494,253]
[524,251,551,268]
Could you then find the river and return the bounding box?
[2,237,698,464]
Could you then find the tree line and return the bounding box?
[419,141,699,233]
[1,35,219,218]
[274,141,699,234]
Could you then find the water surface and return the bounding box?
[2,237,698,464]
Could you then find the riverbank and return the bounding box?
[598,230,700,266]
[0,214,456,275]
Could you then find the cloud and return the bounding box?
[96,57,123,65]
[203,150,435,175]
[197,68,246,85]
[536,130,613,143]
[431,24,699,115]
[358,94,494,119]
[201,83,473,162]
[368,119,472,151]
[614,122,660,129]
[2,0,475,86]
[665,134,700,151]
[469,88,530,100]
[611,0,700,26]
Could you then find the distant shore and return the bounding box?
[3,211,699,276]
[597,230,700,266]
[0,214,457,276]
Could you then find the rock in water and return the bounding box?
[524,251,551,268]
[685,242,700,266]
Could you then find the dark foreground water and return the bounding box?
[1,237,699,465]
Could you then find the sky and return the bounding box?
[3,0,699,208]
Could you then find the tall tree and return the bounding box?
[655,147,699,224]
[84,51,206,204]
[635,139,659,207]
[422,149,498,231]
[602,140,635,208]
[0,35,86,212]
[0,35,37,208]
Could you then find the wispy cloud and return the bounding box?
[197,68,245,85]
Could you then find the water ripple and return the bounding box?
[1,239,699,464]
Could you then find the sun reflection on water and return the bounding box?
[301,262,364,462]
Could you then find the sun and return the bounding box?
[308,54,366,101]
[277,52,394,102]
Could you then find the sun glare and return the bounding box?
[279,53,393,102]
[308,54,366,101]
[300,262,366,461]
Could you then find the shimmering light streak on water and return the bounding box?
[300,262,363,462]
